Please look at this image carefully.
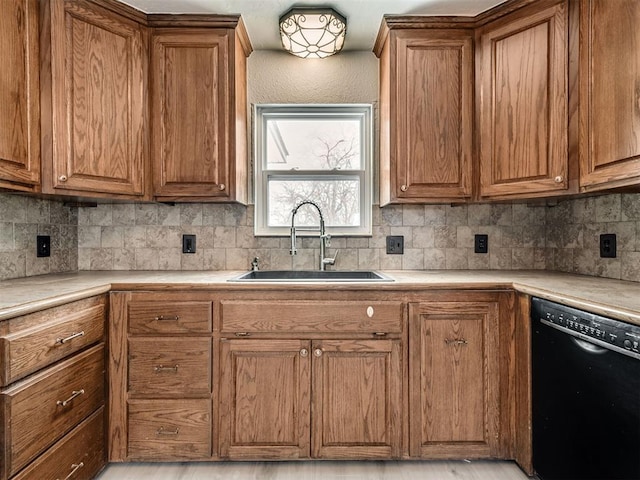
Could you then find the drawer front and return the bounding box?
[3,344,105,476]
[128,399,211,460]
[0,304,105,387]
[128,338,211,396]
[128,301,212,334]
[220,300,403,333]
[12,407,105,480]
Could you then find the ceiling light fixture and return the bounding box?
[279,7,347,59]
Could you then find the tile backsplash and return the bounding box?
[2,192,640,283]
[0,194,78,281]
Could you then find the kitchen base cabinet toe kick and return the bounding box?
[108,289,523,469]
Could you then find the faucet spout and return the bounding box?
[290,200,335,271]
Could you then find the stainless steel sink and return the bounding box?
[229,270,394,282]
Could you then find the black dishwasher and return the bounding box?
[531,297,640,480]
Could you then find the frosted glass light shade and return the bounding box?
[279,7,347,59]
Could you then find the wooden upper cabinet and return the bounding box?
[375,26,473,204]
[579,0,640,191]
[0,0,40,192]
[151,23,251,202]
[40,0,147,198]
[477,0,570,199]
[409,300,500,458]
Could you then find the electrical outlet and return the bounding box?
[37,235,51,257]
[182,234,196,254]
[600,233,616,258]
[474,234,488,254]
[386,236,404,254]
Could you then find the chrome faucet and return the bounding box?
[290,200,337,271]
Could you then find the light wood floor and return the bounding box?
[97,460,533,480]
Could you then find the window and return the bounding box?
[254,104,372,236]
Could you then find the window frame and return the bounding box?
[254,104,373,237]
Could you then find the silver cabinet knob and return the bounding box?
[400,184,408,192]
[300,348,309,357]
[219,184,226,191]
[58,175,68,182]
[313,348,323,357]
[554,175,564,183]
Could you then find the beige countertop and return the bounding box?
[1,270,639,325]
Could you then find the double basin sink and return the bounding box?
[230,270,393,282]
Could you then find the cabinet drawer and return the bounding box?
[220,300,403,333]
[0,297,105,387]
[1,344,105,476]
[128,399,211,460]
[128,302,212,334]
[128,338,211,396]
[12,407,105,480]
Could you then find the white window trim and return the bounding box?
[254,104,373,237]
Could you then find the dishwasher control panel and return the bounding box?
[532,297,640,358]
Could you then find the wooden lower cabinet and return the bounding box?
[219,339,310,459]
[219,338,401,460]
[108,292,214,462]
[12,407,105,480]
[311,339,402,459]
[127,399,212,460]
[0,296,107,480]
[408,300,500,458]
[109,290,520,465]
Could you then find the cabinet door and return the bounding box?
[151,30,231,199]
[0,0,40,191]
[45,0,146,196]
[382,30,473,204]
[478,1,568,198]
[409,301,499,458]
[579,0,640,190]
[311,339,402,458]
[219,339,311,459]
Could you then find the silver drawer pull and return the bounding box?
[445,339,468,346]
[55,331,85,345]
[374,332,387,337]
[235,332,250,337]
[57,389,85,407]
[154,364,179,373]
[157,426,180,435]
[57,462,84,480]
[154,315,180,321]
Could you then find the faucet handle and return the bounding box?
[323,249,338,266]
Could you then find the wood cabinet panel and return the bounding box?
[127,399,211,460]
[311,339,402,459]
[1,344,105,477]
[0,0,40,191]
[220,300,403,334]
[579,0,640,190]
[11,407,105,480]
[377,29,473,204]
[151,25,250,202]
[409,301,499,458]
[42,0,147,197]
[0,302,105,386]
[128,337,211,396]
[128,301,212,334]
[478,1,569,198]
[219,339,311,459]
[151,30,227,197]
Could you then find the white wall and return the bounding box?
[247,50,378,104]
